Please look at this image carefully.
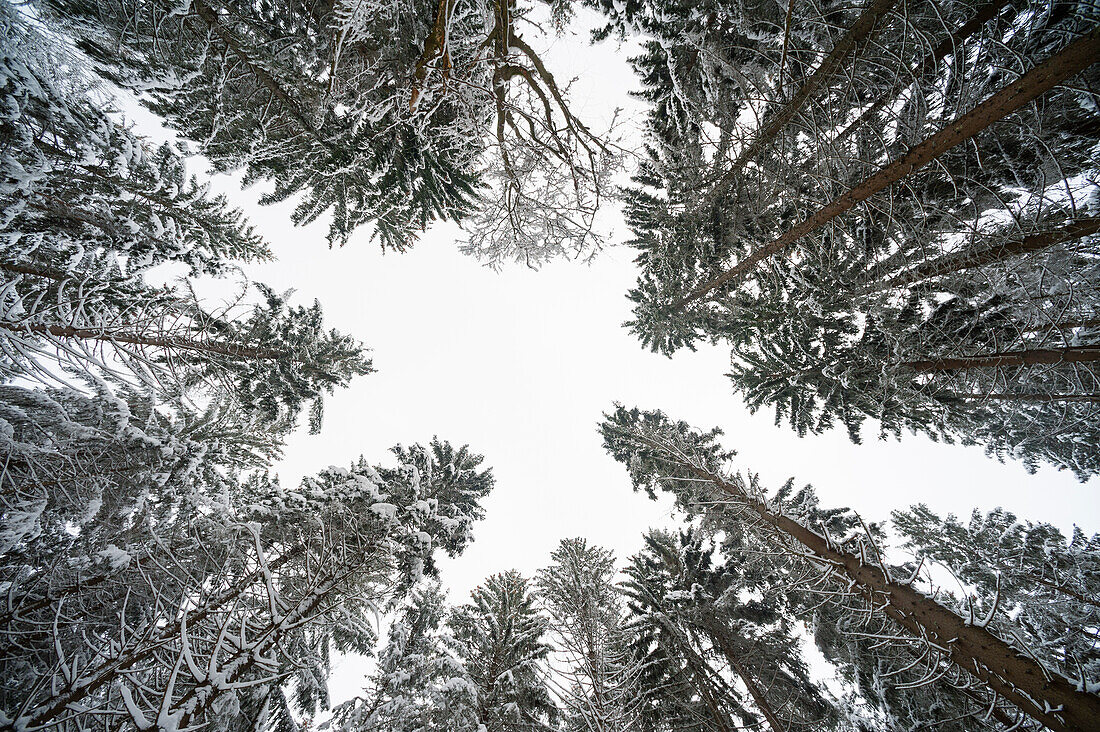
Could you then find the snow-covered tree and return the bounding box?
[622,528,839,732]
[329,582,480,732]
[448,569,559,731]
[1,9,373,431]
[0,439,495,731]
[537,538,639,731]
[39,0,616,264]
[892,504,1100,689]
[596,0,1100,478]
[599,403,1100,731]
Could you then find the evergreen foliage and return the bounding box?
[594,0,1100,479]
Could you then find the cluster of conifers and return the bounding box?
[0,0,1097,730]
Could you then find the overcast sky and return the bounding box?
[126,7,1098,707]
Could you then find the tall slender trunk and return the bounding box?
[638,433,1100,732]
[708,0,900,198]
[1,321,289,361]
[905,345,1100,372]
[940,392,1100,403]
[668,29,1100,312]
[829,0,1012,149]
[865,217,1100,291]
[704,624,784,732]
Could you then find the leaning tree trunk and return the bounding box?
[866,217,1100,291]
[1,321,290,361]
[702,621,785,732]
[636,432,1100,732]
[829,0,1012,149]
[708,0,900,197]
[6,545,306,731]
[669,28,1100,311]
[904,345,1100,372]
[940,392,1100,403]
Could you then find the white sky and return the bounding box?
[119,6,1098,708]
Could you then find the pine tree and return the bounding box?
[1,11,372,430]
[38,0,614,262]
[892,504,1100,688]
[447,569,559,731]
[330,582,480,732]
[599,404,1100,731]
[0,8,270,277]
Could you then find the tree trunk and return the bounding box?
[829,0,1011,149]
[705,625,784,732]
[905,345,1100,372]
[1,321,289,361]
[410,0,457,111]
[669,28,1100,312]
[868,217,1100,291]
[645,438,1100,732]
[940,392,1100,403]
[710,0,900,196]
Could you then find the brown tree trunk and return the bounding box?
[706,625,785,732]
[1,321,289,361]
[663,450,1100,732]
[869,217,1100,291]
[669,28,1100,312]
[710,0,900,196]
[829,0,1012,149]
[905,345,1100,372]
[410,0,457,111]
[941,392,1100,403]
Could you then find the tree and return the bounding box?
[1,12,372,430]
[537,538,640,731]
[40,0,615,264]
[599,0,1100,478]
[0,439,495,731]
[448,570,559,731]
[329,582,481,732]
[892,504,1100,688]
[622,528,840,732]
[599,404,1100,731]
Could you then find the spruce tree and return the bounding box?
[623,528,840,732]
[0,439,495,730]
[596,0,1100,478]
[537,538,639,731]
[600,404,1100,731]
[330,582,480,732]
[39,0,614,262]
[448,569,559,731]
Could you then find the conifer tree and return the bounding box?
[1,10,373,430]
[600,404,1100,731]
[0,440,495,731]
[448,570,559,731]
[623,528,839,732]
[330,582,480,732]
[39,0,614,263]
[537,538,639,731]
[596,0,1100,478]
